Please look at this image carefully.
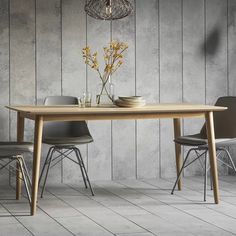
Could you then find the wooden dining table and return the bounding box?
[6,103,227,215]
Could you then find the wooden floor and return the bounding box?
[1,176,236,236]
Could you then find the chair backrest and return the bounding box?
[43,96,92,139]
[200,96,236,139]
[44,96,78,106]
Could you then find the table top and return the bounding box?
[6,103,227,115]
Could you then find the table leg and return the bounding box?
[173,118,182,190]
[205,111,219,204]
[16,112,25,200]
[31,116,43,215]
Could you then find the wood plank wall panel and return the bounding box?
[61,0,87,183]
[36,0,62,184]
[0,0,9,142]
[36,0,61,104]
[10,0,35,141]
[206,0,228,105]
[112,0,136,179]
[182,0,205,176]
[227,0,236,175]
[206,0,228,175]
[0,0,10,183]
[229,0,236,96]
[87,16,112,180]
[159,0,183,178]
[136,0,159,178]
[62,0,86,97]
[0,0,235,182]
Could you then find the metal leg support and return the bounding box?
[21,157,32,186]
[74,148,94,196]
[204,151,207,202]
[39,147,53,186]
[223,148,236,173]
[16,157,31,204]
[171,148,193,195]
[40,149,55,198]
[73,148,87,189]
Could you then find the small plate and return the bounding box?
[115,99,146,108]
[119,96,143,101]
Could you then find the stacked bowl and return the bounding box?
[115,96,146,107]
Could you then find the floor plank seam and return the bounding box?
[46,188,117,236]
[36,205,76,236]
[0,186,77,236]
[113,179,231,234]
[0,201,35,236]
[141,178,236,235]
[164,176,236,220]
[67,183,158,236]
[114,180,208,228]
[142,178,236,235]
[1,177,236,235]
[89,180,203,234]
[92,182,191,234]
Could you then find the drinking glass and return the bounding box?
[82,92,92,107]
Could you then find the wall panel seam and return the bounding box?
[86,0,88,92]
[60,0,63,182]
[35,0,37,105]
[158,0,161,178]
[134,0,137,179]
[61,0,63,96]
[181,0,185,177]
[86,0,89,171]
[8,0,11,141]
[227,0,229,96]
[204,0,206,104]
[181,0,184,144]
[181,0,184,104]
[110,19,114,180]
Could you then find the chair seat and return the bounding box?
[43,135,93,146]
[174,134,236,148]
[0,142,33,157]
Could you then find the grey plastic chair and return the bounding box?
[171,96,236,201]
[39,96,94,197]
[0,142,33,204]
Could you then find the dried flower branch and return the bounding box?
[82,41,128,103]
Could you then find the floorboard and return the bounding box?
[0,177,236,235]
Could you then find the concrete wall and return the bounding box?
[0,0,235,183]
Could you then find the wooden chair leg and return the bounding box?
[173,118,182,190]
[16,112,25,200]
[31,116,44,215]
[205,112,219,204]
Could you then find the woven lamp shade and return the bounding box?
[85,0,133,20]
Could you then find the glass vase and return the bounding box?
[96,76,115,106]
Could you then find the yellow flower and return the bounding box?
[117,54,123,59]
[105,64,113,72]
[82,41,127,81]
[82,47,91,56]
[103,47,109,52]
[85,46,90,51]
[92,63,99,69]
